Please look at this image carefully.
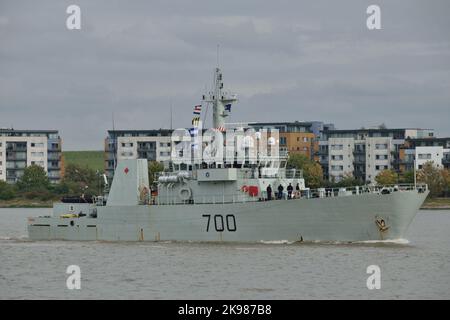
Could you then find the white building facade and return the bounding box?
[365,137,393,182]
[0,129,62,183]
[328,138,354,181]
[105,130,173,179]
[319,128,434,184]
[415,146,450,170]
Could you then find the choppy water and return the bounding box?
[0,208,449,299]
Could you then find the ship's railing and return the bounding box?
[260,183,428,200]
[153,193,259,205]
[150,184,427,205]
[235,168,303,179]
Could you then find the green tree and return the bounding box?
[148,161,165,185]
[63,163,97,194]
[375,169,398,185]
[335,173,361,188]
[16,165,50,192]
[0,180,15,200]
[399,170,415,184]
[287,154,323,188]
[287,154,310,171]
[442,169,450,197]
[304,162,324,189]
[417,162,446,198]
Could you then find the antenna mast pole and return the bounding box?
[170,101,173,130]
[202,45,237,129]
[112,112,117,172]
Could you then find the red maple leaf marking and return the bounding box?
[124,167,129,174]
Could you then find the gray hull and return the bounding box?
[28,189,428,242]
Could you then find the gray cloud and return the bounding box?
[0,0,449,150]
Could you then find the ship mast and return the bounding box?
[203,67,237,130]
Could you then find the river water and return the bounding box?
[0,208,449,299]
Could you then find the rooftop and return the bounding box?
[0,128,59,137]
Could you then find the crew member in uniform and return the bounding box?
[295,183,301,198]
[266,184,272,201]
[287,183,293,199]
[277,184,284,199]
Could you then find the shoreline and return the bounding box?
[420,198,450,210]
[0,199,56,209]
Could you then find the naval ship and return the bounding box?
[27,67,429,242]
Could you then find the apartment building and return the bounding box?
[104,122,335,178]
[247,121,334,161]
[0,129,62,183]
[104,129,173,178]
[319,128,434,183]
[400,137,450,171]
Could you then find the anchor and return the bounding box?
[375,217,389,233]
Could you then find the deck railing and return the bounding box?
[149,184,427,206]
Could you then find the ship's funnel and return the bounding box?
[107,159,149,206]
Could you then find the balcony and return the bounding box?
[6,170,23,178]
[354,171,366,177]
[137,147,157,153]
[47,153,61,161]
[6,147,27,152]
[6,153,26,161]
[138,152,157,159]
[6,142,27,152]
[47,163,60,170]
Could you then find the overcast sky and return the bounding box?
[1,0,449,150]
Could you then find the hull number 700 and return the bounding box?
[202,214,237,232]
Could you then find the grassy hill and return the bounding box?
[63,151,104,172]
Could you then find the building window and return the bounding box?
[121,152,134,157]
[375,144,388,150]
[122,142,134,148]
[418,153,432,160]
[31,143,45,148]
[31,152,44,157]
[331,144,344,151]
[375,155,388,160]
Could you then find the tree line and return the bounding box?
[0,163,104,201]
[0,161,165,202]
